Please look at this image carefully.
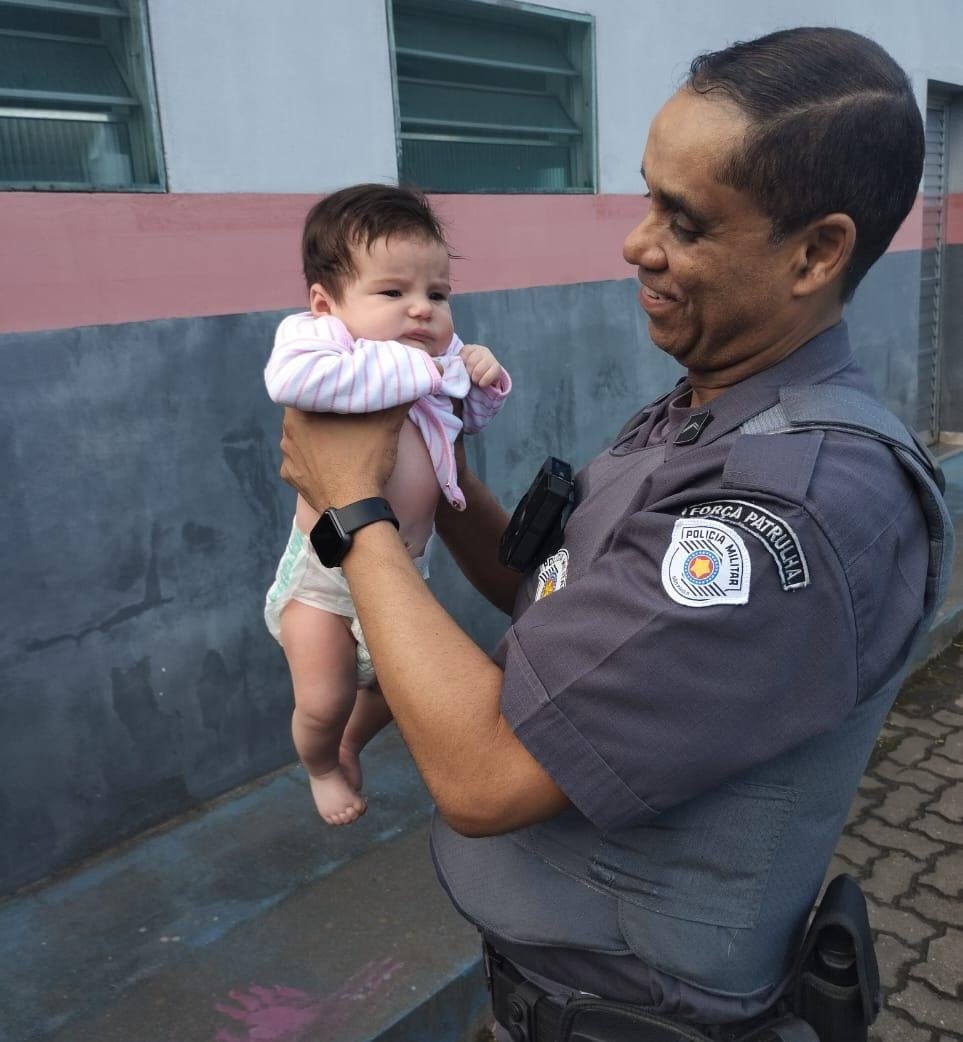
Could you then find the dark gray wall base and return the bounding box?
[1,311,298,893]
[846,249,922,420]
[0,252,927,893]
[940,245,963,433]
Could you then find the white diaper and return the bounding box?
[265,522,431,685]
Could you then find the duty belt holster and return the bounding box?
[790,874,880,1042]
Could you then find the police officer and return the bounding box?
[279,27,949,1041]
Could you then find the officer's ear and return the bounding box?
[790,213,856,300]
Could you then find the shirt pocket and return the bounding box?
[588,779,798,930]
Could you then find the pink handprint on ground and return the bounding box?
[215,959,403,1042]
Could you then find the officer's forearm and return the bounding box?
[342,521,569,836]
[434,466,522,615]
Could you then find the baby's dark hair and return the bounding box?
[301,183,449,301]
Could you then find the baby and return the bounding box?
[264,184,511,824]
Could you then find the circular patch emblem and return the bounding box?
[662,519,750,607]
[684,550,720,585]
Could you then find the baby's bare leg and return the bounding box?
[280,600,366,825]
[339,683,394,792]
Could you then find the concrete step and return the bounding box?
[0,728,488,1042]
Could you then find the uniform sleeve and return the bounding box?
[265,312,464,412]
[499,493,859,832]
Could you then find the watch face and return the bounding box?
[310,511,350,568]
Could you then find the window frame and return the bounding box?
[386,0,597,195]
[0,0,166,192]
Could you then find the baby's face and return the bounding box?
[315,235,453,356]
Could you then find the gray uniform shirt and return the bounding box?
[431,322,930,1023]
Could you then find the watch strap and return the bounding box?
[333,497,399,535]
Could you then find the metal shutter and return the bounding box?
[916,93,950,441]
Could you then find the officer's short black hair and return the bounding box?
[687,27,924,301]
[302,183,449,301]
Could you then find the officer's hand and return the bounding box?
[279,405,407,512]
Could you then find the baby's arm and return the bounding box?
[265,313,465,413]
[458,343,512,434]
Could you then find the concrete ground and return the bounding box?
[3,454,963,1042]
[0,728,488,1042]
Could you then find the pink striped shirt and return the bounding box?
[264,313,511,510]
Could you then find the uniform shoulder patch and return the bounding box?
[661,519,750,607]
[535,549,569,601]
[682,500,809,590]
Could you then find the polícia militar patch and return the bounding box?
[682,500,809,591]
[535,548,569,601]
[661,519,750,607]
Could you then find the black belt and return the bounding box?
[485,874,878,1042]
[485,943,818,1042]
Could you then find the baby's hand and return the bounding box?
[459,344,503,389]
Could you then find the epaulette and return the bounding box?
[736,385,953,627]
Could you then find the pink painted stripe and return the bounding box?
[0,193,311,334]
[0,190,950,334]
[433,193,642,294]
[889,196,923,252]
[947,193,963,248]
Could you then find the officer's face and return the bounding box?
[623,90,804,388]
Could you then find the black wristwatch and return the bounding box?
[310,497,399,567]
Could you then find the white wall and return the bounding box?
[545,0,963,193]
[146,0,963,195]
[147,0,399,192]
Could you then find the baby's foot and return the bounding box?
[308,767,367,826]
[339,742,363,793]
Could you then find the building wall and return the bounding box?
[145,0,963,197]
[3,0,963,894]
[147,0,399,193]
[6,0,963,334]
[0,255,918,894]
[940,100,963,430]
[944,244,963,432]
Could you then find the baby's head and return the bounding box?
[302,183,454,356]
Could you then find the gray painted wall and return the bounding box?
[940,245,963,432]
[0,251,921,894]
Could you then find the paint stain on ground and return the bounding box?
[214,958,403,1042]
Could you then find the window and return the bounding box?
[0,0,164,190]
[389,0,595,193]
